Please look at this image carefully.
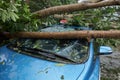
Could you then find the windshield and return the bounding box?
[8,39,89,64]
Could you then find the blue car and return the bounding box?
[0,25,112,80]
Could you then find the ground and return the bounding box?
[100,50,120,80]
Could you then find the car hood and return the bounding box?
[0,46,85,80]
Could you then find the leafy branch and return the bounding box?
[33,0,120,17]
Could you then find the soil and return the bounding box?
[100,50,120,80]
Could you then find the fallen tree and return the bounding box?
[33,0,120,18]
[1,30,120,39]
[1,0,120,39]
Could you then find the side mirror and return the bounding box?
[99,46,112,55]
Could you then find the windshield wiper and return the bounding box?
[13,46,78,63]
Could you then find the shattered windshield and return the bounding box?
[8,25,89,64]
[8,39,89,64]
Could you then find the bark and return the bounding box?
[33,0,120,18]
[53,14,81,19]
[53,14,94,19]
[1,30,120,39]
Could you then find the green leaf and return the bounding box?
[10,12,17,22]
[1,10,7,22]
[1,13,6,22]
[11,4,18,12]
[14,13,19,19]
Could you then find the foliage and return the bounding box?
[29,0,77,26]
[69,6,120,29]
[68,6,120,47]
[30,0,77,12]
[0,0,19,22]
[0,0,120,46]
[0,0,40,32]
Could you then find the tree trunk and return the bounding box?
[33,0,120,18]
[1,30,120,39]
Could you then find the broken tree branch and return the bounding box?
[33,0,120,17]
[1,30,120,39]
[53,14,81,19]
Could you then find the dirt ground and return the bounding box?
[100,50,120,80]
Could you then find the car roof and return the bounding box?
[40,24,91,32]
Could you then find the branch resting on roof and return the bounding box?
[1,30,120,39]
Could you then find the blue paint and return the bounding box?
[0,25,112,80]
[0,46,85,80]
[77,39,95,80]
[89,57,100,80]
[0,40,112,80]
[99,46,112,55]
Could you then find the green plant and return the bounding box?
[0,0,40,32]
[0,0,19,22]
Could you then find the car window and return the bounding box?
[8,39,89,64]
